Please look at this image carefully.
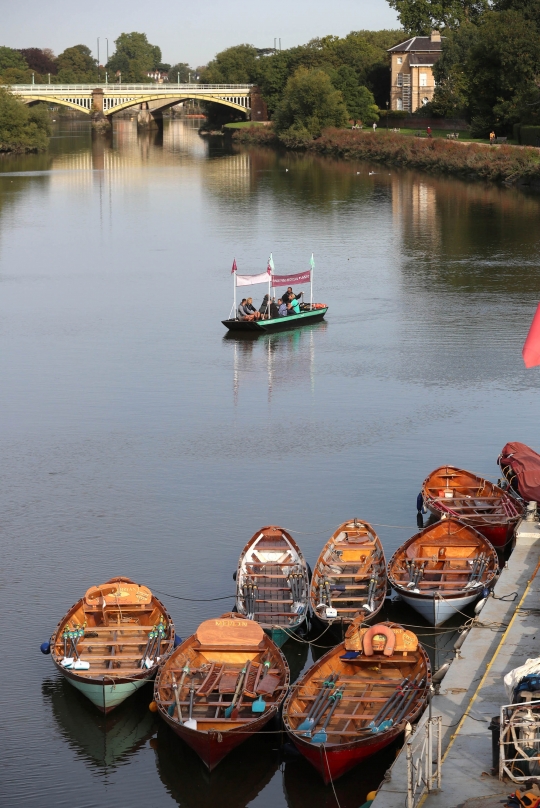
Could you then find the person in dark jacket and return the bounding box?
[244,297,261,320]
[259,294,270,317]
[237,298,248,320]
[269,298,280,318]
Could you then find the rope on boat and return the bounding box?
[152,589,235,602]
[323,745,343,808]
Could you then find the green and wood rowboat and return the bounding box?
[236,526,310,648]
[222,307,328,333]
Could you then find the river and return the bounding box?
[1,118,540,808]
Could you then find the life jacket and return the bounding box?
[507,790,540,808]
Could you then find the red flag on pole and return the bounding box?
[523,303,540,368]
[231,258,237,274]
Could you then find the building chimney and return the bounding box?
[431,30,441,42]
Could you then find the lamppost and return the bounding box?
[178,72,180,85]
[48,73,50,84]
[386,100,389,131]
[105,38,108,64]
[97,37,100,80]
[32,72,34,84]
[105,72,108,84]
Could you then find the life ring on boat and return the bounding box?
[363,624,396,657]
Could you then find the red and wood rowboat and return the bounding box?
[421,465,522,549]
[154,613,289,771]
[283,621,430,784]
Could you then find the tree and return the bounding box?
[386,0,488,34]
[330,66,379,123]
[168,62,192,83]
[55,45,96,82]
[273,67,348,144]
[430,24,478,117]
[199,44,259,83]
[107,32,161,82]
[0,46,28,73]
[18,48,57,75]
[0,86,50,151]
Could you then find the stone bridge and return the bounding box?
[10,84,268,124]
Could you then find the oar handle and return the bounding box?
[321,688,343,731]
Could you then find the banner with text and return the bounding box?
[272,270,311,287]
[235,272,271,287]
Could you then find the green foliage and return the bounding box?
[519,126,540,146]
[107,32,161,82]
[200,45,259,84]
[19,48,56,74]
[55,45,96,82]
[386,0,488,34]
[329,66,379,123]
[466,10,540,130]
[0,86,50,151]
[273,67,348,142]
[0,46,28,72]
[169,62,193,83]
[431,24,478,118]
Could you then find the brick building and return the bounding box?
[388,32,443,113]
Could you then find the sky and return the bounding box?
[2,0,400,67]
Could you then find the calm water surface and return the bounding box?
[2,120,540,808]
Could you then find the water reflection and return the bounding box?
[153,722,280,808]
[42,676,156,769]
[227,325,327,405]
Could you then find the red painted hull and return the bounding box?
[288,725,403,784]
[161,707,277,770]
[426,506,514,549]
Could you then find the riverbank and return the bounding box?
[232,126,540,187]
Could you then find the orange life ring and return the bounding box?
[363,624,396,657]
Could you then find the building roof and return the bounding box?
[388,36,443,53]
[409,53,441,66]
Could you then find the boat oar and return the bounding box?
[252,657,271,714]
[311,687,344,744]
[225,666,247,718]
[297,673,338,731]
[368,678,408,733]
[390,675,424,727]
[301,682,340,738]
[184,684,197,730]
[168,665,190,719]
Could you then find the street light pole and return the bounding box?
[32,72,34,84]
[105,38,108,64]
[97,37,100,80]
[48,73,50,84]
[386,100,389,131]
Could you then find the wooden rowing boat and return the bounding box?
[310,520,386,636]
[283,620,430,784]
[421,465,522,549]
[235,526,310,647]
[50,576,175,713]
[388,518,499,625]
[154,613,290,771]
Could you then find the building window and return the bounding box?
[422,96,429,105]
[419,73,427,87]
[397,57,402,64]
[397,98,403,110]
[397,74,403,86]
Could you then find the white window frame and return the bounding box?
[420,73,427,87]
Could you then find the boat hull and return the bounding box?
[397,589,481,626]
[264,624,301,648]
[288,724,403,785]
[222,308,327,333]
[59,666,152,713]
[426,506,514,549]
[161,707,277,771]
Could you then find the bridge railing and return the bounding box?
[10,84,254,93]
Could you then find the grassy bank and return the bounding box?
[232,126,540,186]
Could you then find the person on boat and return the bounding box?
[278,299,288,317]
[282,287,303,306]
[288,296,301,315]
[269,298,280,318]
[259,294,270,317]
[237,298,248,320]
[244,297,262,320]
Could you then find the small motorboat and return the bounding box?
[421,465,522,549]
[154,613,290,771]
[283,620,430,784]
[387,517,499,625]
[222,305,328,333]
[499,442,540,503]
[235,526,310,647]
[49,576,175,713]
[310,520,386,636]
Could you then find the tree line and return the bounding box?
[0,33,193,85]
[388,0,540,134]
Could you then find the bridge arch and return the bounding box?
[105,94,250,118]
[20,95,92,114]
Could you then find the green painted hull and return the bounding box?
[222,307,328,333]
[265,624,302,649]
[65,674,149,713]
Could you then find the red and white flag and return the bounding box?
[523,303,540,368]
[231,258,237,274]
